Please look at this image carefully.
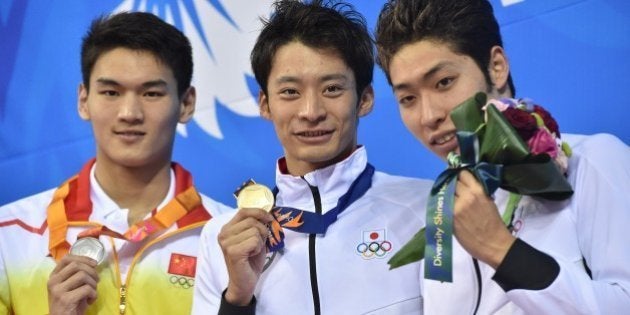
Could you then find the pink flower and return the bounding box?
[527,129,558,158]
[483,99,511,112]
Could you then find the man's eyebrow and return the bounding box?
[275,76,299,85]
[320,73,349,82]
[141,79,168,88]
[274,73,349,85]
[94,78,120,86]
[94,78,168,88]
[392,61,453,92]
[423,61,451,81]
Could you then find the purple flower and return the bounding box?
[517,98,535,111]
[499,98,518,108]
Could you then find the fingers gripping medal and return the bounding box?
[70,237,105,264]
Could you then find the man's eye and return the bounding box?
[325,85,341,93]
[398,95,415,106]
[436,77,455,89]
[281,89,298,96]
[323,85,345,98]
[100,90,118,96]
[144,91,164,97]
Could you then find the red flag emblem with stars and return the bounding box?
[168,253,197,278]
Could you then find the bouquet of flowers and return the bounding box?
[388,92,573,282]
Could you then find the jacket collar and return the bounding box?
[275,146,369,214]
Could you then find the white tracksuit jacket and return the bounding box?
[194,134,630,315]
[192,147,434,315]
[423,133,630,314]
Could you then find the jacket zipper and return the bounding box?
[111,222,206,314]
[119,284,127,314]
[472,258,482,315]
[307,183,322,315]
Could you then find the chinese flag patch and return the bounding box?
[168,253,197,278]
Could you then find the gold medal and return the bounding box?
[70,237,105,264]
[236,182,275,212]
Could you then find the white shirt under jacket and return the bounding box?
[192,147,434,315]
[423,133,630,314]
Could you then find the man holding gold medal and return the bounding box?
[192,1,433,314]
[0,12,231,315]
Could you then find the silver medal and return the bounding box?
[70,237,105,264]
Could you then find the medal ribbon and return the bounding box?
[75,185,201,242]
[266,163,375,251]
[47,159,207,262]
[424,132,502,282]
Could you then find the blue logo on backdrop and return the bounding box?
[113,0,269,140]
[0,0,628,206]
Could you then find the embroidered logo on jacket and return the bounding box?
[168,253,196,289]
[356,229,392,259]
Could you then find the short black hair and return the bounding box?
[375,0,515,95]
[251,0,374,96]
[81,11,193,97]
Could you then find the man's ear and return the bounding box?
[259,90,272,120]
[357,85,374,117]
[488,45,510,93]
[78,84,90,121]
[178,86,196,123]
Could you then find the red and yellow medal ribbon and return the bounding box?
[75,186,201,243]
[46,159,208,262]
[47,175,77,260]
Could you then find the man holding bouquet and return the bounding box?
[375,0,630,313]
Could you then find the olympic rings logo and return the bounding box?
[169,275,195,289]
[356,240,392,259]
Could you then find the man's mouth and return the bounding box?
[296,130,333,137]
[434,133,455,145]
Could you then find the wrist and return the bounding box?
[483,231,516,269]
[224,286,254,306]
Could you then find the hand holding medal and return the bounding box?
[234,180,285,252]
[48,239,102,314]
[219,180,277,306]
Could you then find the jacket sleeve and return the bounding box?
[498,134,630,313]
[218,289,256,315]
[0,249,10,315]
[191,215,232,315]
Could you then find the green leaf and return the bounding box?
[501,155,574,200]
[388,227,426,269]
[450,92,486,134]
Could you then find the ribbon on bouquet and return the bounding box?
[387,93,573,275]
[424,132,502,282]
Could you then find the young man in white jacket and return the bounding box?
[375,0,630,313]
[192,1,433,314]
